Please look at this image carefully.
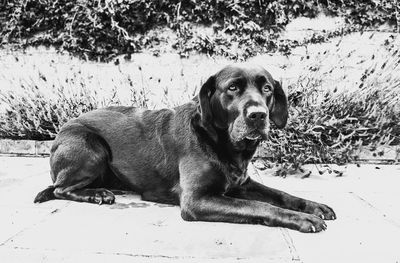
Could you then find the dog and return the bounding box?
[34,63,336,233]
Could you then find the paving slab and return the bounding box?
[8,204,292,261]
[288,192,400,263]
[0,156,399,262]
[354,192,400,227]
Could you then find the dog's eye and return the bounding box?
[228,85,239,92]
[262,85,273,94]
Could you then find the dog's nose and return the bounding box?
[245,106,268,127]
[248,111,267,122]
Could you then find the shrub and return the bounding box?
[264,44,400,166]
[1,0,399,61]
[0,74,148,140]
[1,43,399,165]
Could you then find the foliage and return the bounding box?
[0,0,399,165]
[263,44,400,166]
[0,75,148,140]
[1,43,399,165]
[1,0,399,61]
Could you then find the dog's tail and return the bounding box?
[34,186,56,203]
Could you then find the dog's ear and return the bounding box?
[270,80,288,129]
[198,75,218,141]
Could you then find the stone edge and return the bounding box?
[0,139,399,164]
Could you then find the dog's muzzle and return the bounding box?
[230,105,270,142]
[244,105,269,140]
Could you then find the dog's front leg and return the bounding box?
[226,178,336,220]
[180,194,326,233]
[179,158,326,233]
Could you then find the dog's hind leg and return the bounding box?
[34,186,56,203]
[51,165,115,205]
[34,125,116,205]
[54,187,115,205]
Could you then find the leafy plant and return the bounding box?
[1,0,398,61]
[0,73,148,140]
[263,45,400,166]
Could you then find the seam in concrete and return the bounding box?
[93,251,196,260]
[349,192,400,229]
[10,247,196,260]
[0,139,52,157]
[1,139,399,164]
[280,228,301,262]
[0,153,49,157]
[7,246,289,261]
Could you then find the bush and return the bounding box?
[264,44,400,166]
[0,74,148,140]
[1,43,399,165]
[1,0,399,61]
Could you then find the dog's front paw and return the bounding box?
[307,202,336,220]
[296,214,327,233]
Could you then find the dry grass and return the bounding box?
[0,32,399,164]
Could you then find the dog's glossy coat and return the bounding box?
[35,64,335,233]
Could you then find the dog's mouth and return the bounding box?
[232,128,268,142]
[229,117,269,142]
[244,131,263,140]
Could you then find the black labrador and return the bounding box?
[34,63,336,233]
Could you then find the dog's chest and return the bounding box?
[223,160,249,187]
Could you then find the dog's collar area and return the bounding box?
[226,169,249,186]
[225,163,249,186]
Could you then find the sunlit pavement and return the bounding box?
[0,156,399,262]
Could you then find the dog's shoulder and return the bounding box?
[173,102,221,159]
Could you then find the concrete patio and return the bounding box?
[0,156,399,262]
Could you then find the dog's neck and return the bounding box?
[192,113,259,175]
[217,128,259,163]
[215,129,259,186]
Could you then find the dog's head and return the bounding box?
[198,64,288,143]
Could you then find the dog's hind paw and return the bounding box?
[89,189,115,205]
